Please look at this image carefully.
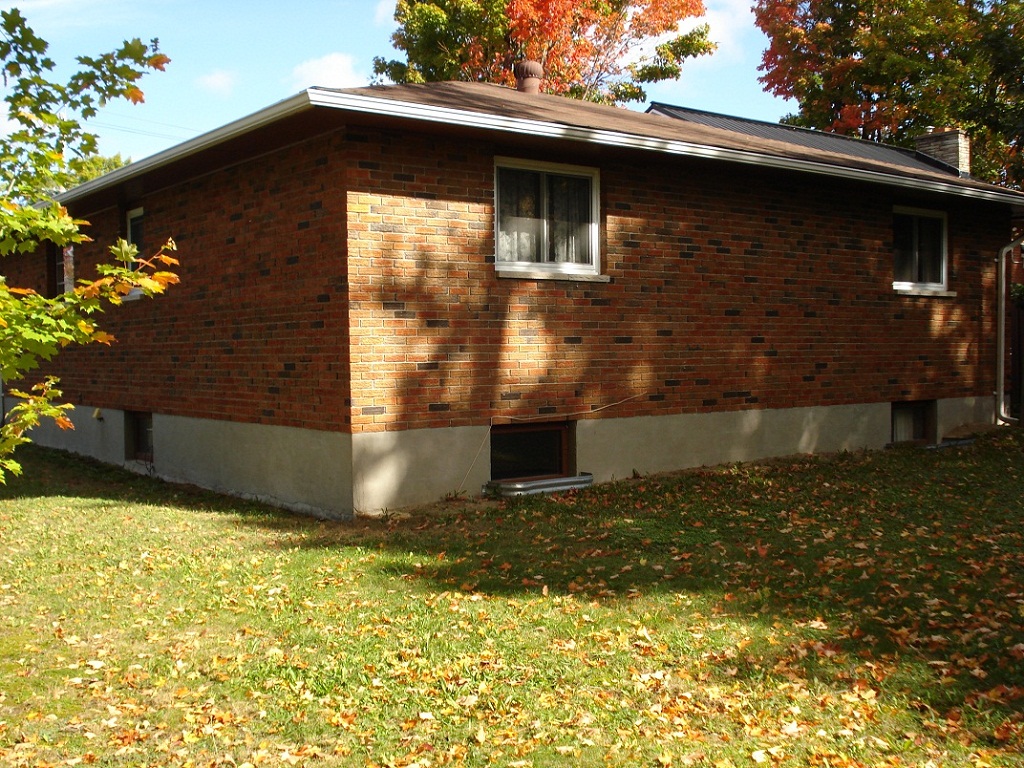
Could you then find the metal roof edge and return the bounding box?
[648,101,998,191]
[309,88,1024,208]
[58,90,315,203]
[59,86,1024,211]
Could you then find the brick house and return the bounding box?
[5,79,1024,517]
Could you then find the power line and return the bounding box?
[95,112,201,133]
[90,121,193,141]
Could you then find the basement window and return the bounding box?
[891,400,937,444]
[125,411,154,462]
[491,421,574,481]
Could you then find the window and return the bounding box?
[126,206,144,253]
[491,422,574,480]
[124,206,144,300]
[44,242,62,298]
[125,411,154,462]
[893,207,947,291]
[495,158,600,277]
[891,400,937,444]
[44,242,74,297]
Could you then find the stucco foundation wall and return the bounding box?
[8,400,129,466]
[937,396,994,437]
[10,395,996,514]
[7,400,354,519]
[351,425,490,514]
[155,415,353,519]
[575,399,990,482]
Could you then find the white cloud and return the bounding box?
[196,69,238,96]
[677,0,762,65]
[375,0,396,25]
[290,52,367,90]
[704,0,763,62]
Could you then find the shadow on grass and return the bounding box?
[0,444,305,528]
[4,431,1024,729]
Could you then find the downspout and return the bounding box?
[996,234,1024,424]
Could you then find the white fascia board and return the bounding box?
[308,89,1024,209]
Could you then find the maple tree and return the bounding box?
[374,0,716,105]
[0,8,178,480]
[66,152,131,188]
[754,0,1024,186]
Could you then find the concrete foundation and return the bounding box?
[577,402,891,482]
[351,425,490,514]
[7,396,993,516]
[13,402,353,519]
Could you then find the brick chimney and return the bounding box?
[513,60,543,94]
[915,127,971,177]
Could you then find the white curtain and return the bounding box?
[498,167,591,265]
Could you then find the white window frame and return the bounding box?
[126,207,144,248]
[892,206,949,294]
[124,206,144,301]
[494,157,602,280]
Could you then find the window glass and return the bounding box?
[892,208,946,289]
[491,423,570,480]
[547,174,591,264]
[44,243,63,298]
[497,168,542,263]
[891,401,936,444]
[495,160,598,273]
[122,207,145,299]
[125,411,153,462]
[917,216,943,284]
[127,210,144,251]
[893,213,916,284]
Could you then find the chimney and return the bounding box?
[915,127,971,177]
[513,60,543,94]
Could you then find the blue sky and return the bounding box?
[14,0,795,162]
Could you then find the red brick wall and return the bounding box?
[345,128,1006,433]
[6,132,352,432]
[4,122,1009,436]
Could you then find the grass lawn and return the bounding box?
[1,430,1023,767]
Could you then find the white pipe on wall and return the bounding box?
[996,234,1024,424]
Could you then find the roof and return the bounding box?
[62,80,1024,213]
[647,102,964,178]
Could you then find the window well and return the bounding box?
[488,421,592,497]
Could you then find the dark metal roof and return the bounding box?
[647,102,960,178]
